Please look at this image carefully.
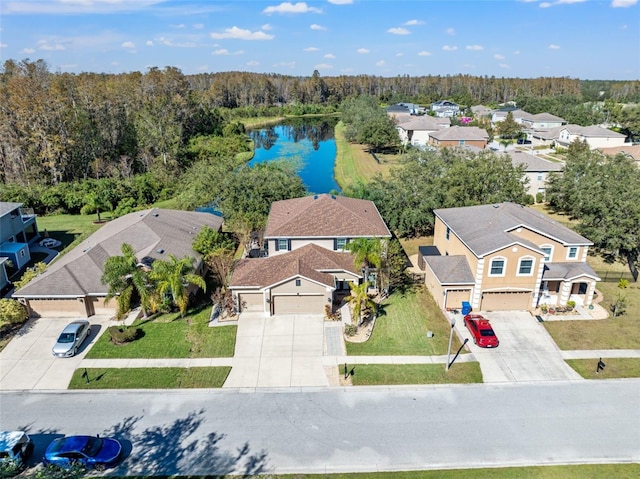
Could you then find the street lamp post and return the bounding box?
[446,317,455,371]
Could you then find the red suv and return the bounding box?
[463,314,499,348]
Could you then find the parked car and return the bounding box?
[517,138,532,145]
[0,430,34,474]
[43,435,122,471]
[463,314,499,348]
[52,320,91,358]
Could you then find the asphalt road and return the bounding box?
[2,381,639,476]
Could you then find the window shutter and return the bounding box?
[287,239,291,251]
[275,240,279,251]
[333,239,337,250]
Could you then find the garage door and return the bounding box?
[481,292,532,311]
[238,293,263,312]
[27,298,87,317]
[445,290,472,310]
[273,295,325,315]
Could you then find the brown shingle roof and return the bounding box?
[264,194,391,238]
[230,243,360,289]
[14,208,223,298]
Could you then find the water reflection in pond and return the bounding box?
[248,118,340,194]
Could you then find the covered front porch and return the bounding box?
[538,262,601,308]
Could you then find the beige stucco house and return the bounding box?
[505,151,563,201]
[421,203,599,312]
[230,194,391,316]
[396,116,450,148]
[13,208,223,318]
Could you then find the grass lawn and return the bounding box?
[346,363,482,386]
[544,316,640,350]
[68,366,231,389]
[85,308,236,359]
[399,235,433,257]
[36,213,109,253]
[334,121,395,189]
[346,286,463,356]
[566,358,640,379]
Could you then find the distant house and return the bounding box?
[428,126,489,149]
[597,145,640,165]
[13,208,222,318]
[396,116,450,147]
[422,203,599,312]
[531,124,628,150]
[431,100,460,118]
[491,109,565,129]
[470,105,492,118]
[0,202,39,292]
[505,151,563,201]
[386,103,426,119]
[230,194,391,316]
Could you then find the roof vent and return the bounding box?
[331,195,336,200]
[156,248,164,254]
[313,195,318,200]
[153,212,159,217]
[493,204,500,208]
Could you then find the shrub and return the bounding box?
[524,194,534,205]
[108,325,140,345]
[344,324,357,337]
[540,304,548,313]
[0,299,28,324]
[566,300,576,310]
[535,192,544,204]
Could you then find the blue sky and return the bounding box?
[1,0,638,79]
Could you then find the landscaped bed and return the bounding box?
[85,308,237,359]
[68,366,231,389]
[346,286,464,356]
[343,363,482,386]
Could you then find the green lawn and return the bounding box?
[36,213,109,253]
[566,358,640,379]
[347,363,482,386]
[346,286,463,356]
[86,308,237,359]
[68,366,231,389]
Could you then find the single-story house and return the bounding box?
[13,208,223,318]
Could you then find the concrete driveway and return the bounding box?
[455,310,581,382]
[0,315,111,390]
[224,313,329,388]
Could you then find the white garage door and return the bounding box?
[481,292,531,311]
[273,295,325,315]
[238,293,263,312]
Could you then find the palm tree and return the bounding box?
[346,238,383,289]
[149,254,206,317]
[344,281,376,326]
[101,243,152,320]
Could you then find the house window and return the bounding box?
[541,246,553,262]
[335,238,347,250]
[295,279,301,287]
[458,140,465,145]
[537,173,543,181]
[489,258,506,276]
[277,239,289,251]
[567,247,578,259]
[517,258,534,275]
[446,227,450,240]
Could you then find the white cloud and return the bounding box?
[157,36,198,48]
[246,60,260,66]
[310,24,327,30]
[513,50,521,55]
[146,40,154,46]
[2,0,164,15]
[375,60,385,67]
[540,0,587,5]
[418,51,431,56]
[262,24,272,30]
[193,23,204,29]
[396,52,404,57]
[324,53,335,59]
[494,53,505,60]
[540,2,552,6]
[611,0,637,6]
[314,63,333,69]
[466,45,483,51]
[387,27,410,35]
[170,23,185,29]
[499,63,510,69]
[22,47,36,54]
[446,28,455,35]
[212,49,230,55]
[111,61,119,66]
[328,0,352,4]
[263,2,322,14]
[442,45,458,51]
[197,65,208,71]
[38,40,66,51]
[404,19,424,25]
[0,43,6,48]
[210,26,274,40]
[549,44,561,49]
[357,48,370,54]
[121,41,135,49]
[304,46,320,51]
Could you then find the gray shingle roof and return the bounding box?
[0,202,22,218]
[424,255,474,285]
[264,194,391,239]
[230,243,360,289]
[434,203,592,258]
[506,151,564,172]
[558,125,626,138]
[429,126,489,141]
[542,262,600,281]
[14,208,223,298]
[397,116,450,131]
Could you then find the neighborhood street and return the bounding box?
[2,381,639,476]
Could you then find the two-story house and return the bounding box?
[505,151,563,202]
[431,100,460,118]
[396,116,450,148]
[229,194,391,316]
[0,202,39,292]
[421,203,599,312]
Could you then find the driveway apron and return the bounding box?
[455,311,581,382]
[223,313,329,388]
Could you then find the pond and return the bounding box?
[248,117,340,194]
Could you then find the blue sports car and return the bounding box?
[43,435,122,470]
